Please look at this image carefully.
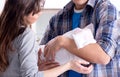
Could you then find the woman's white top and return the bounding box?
[0,27,43,77]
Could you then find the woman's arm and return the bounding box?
[38,47,93,77]
[43,60,93,77]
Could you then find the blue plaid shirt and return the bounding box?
[41,0,119,77]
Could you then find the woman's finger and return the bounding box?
[44,45,48,57]
[38,61,60,71]
[44,61,60,69]
[38,48,43,64]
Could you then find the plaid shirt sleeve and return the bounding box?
[40,15,56,45]
[95,0,118,58]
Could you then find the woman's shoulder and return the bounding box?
[22,27,35,36]
[13,27,36,49]
[16,27,34,40]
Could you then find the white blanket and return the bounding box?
[40,23,96,65]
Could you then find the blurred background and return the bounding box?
[0,0,120,42]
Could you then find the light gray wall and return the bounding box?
[32,9,60,41]
[0,0,5,14]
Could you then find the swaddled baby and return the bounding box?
[40,23,96,65]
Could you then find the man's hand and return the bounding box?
[44,36,63,60]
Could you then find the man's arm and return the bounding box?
[63,0,118,65]
[95,0,118,59]
[61,37,110,65]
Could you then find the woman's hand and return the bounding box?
[38,49,60,71]
[38,60,60,71]
[68,60,93,74]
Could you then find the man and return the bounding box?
[40,0,119,77]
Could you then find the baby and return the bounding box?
[40,23,96,65]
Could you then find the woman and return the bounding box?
[0,0,93,77]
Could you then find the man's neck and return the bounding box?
[74,1,88,10]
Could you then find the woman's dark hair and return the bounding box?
[0,0,44,72]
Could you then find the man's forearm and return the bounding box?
[63,39,110,65]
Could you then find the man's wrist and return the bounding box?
[56,36,64,48]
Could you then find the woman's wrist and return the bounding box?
[65,62,71,71]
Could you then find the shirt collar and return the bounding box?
[63,1,74,12]
[87,0,96,8]
[74,7,83,13]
